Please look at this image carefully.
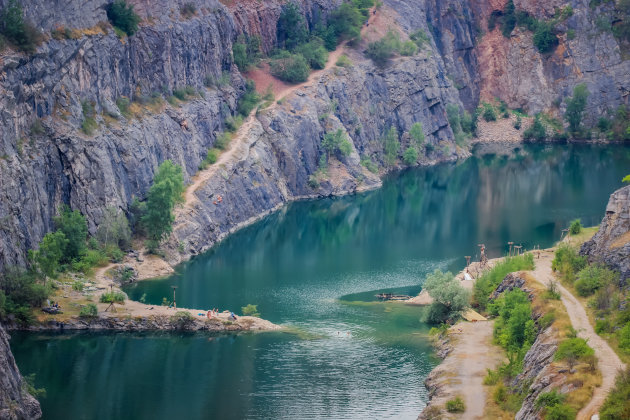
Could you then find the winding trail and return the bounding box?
[179,8,380,214]
[531,251,626,420]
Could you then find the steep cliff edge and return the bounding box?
[0,325,41,420]
[581,184,630,281]
[0,0,465,271]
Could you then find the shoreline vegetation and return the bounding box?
[418,223,629,419]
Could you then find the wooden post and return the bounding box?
[172,286,178,309]
[465,256,471,272]
[508,242,514,257]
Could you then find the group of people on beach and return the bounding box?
[206,308,239,321]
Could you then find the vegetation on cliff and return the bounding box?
[0,0,42,53]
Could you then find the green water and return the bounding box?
[10,144,630,419]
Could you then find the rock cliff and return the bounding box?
[0,325,41,420]
[581,184,630,282]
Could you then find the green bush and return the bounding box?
[446,396,465,413]
[482,103,497,122]
[365,31,401,67]
[551,244,587,284]
[399,40,418,56]
[501,0,516,37]
[270,52,310,83]
[600,367,630,420]
[569,218,582,235]
[276,2,307,50]
[199,148,219,169]
[295,38,328,69]
[382,126,400,166]
[491,289,536,352]
[536,390,565,409]
[99,291,126,304]
[29,231,68,279]
[335,54,352,67]
[447,104,461,134]
[523,114,547,141]
[360,156,378,173]
[232,35,261,72]
[79,303,98,318]
[327,1,365,44]
[180,3,197,19]
[410,29,430,48]
[409,122,425,145]
[423,270,471,324]
[322,129,352,158]
[0,267,50,325]
[106,0,141,36]
[142,160,184,252]
[54,205,88,263]
[514,115,522,130]
[170,311,195,329]
[472,254,535,311]
[554,337,594,367]
[403,146,418,165]
[533,21,558,53]
[545,404,577,420]
[237,79,261,116]
[242,304,260,317]
[618,323,630,353]
[215,132,231,150]
[595,319,613,334]
[565,84,589,136]
[0,0,42,53]
[575,264,617,297]
[96,206,131,250]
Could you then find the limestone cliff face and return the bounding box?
[0,325,41,420]
[471,0,630,122]
[581,185,630,282]
[0,0,464,271]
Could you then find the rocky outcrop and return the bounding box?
[581,185,630,282]
[471,0,630,123]
[0,325,41,420]
[513,327,559,420]
[489,272,532,300]
[7,314,279,333]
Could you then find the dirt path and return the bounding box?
[531,251,626,420]
[426,321,505,419]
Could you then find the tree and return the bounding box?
[623,174,630,183]
[533,21,558,53]
[270,52,310,83]
[403,146,418,165]
[565,84,589,135]
[0,0,42,53]
[142,160,184,252]
[322,129,352,159]
[29,231,68,280]
[295,39,329,69]
[554,337,594,370]
[328,2,363,42]
[276,2,307,49]
[523,114,546,141]
[383,126,400,166]
[423,269,471,324]
[106,0,141,36]
[409,122,425,146]
[96,207,131,249]
[242,304,260,317]
[446,105,461,134]
[54,205,88,262]
[569,218,582,235]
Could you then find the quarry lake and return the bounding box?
[11,144,630,419]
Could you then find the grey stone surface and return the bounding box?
[0,325,41,420]
[581,185,630,282]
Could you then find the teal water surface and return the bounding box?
[10,144,630,419]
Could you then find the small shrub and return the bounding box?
[180,3,197,19]
[0,0,43,53]
[569,219,582,235]
[170,311,195,329]
[79,303,98,318]
[335,54,352,67]
[106,0,141,36]
[545,404,577,420]
[410,29,430,48]
[539,312,556,330]
[116,97,131,118]
[514,115,522,130]
[483,368,501,385]
[523,114,547,141]
[552,244,587,283]
[365,31,401,66]
[99,291,126,304]
[555,337,594,369]
[360,156,378,174]
[399,40,418,56]
[600,367,630,419]
[575,264,617,297]
[215,132,231,150]
[445,396,465,413]
[595,319,613,334]
[30,119,45,136]
[270,52,310,83]
[241,304,260,317]
[482,103,497,122]
[403,146,418,165]
[237,80,260,116]
[536,389,565,409]
[533,22,558,53]
[295,38,328,69]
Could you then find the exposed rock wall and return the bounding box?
[471,0,630,122]
[0,325,41,420]
[581,185,630,282]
